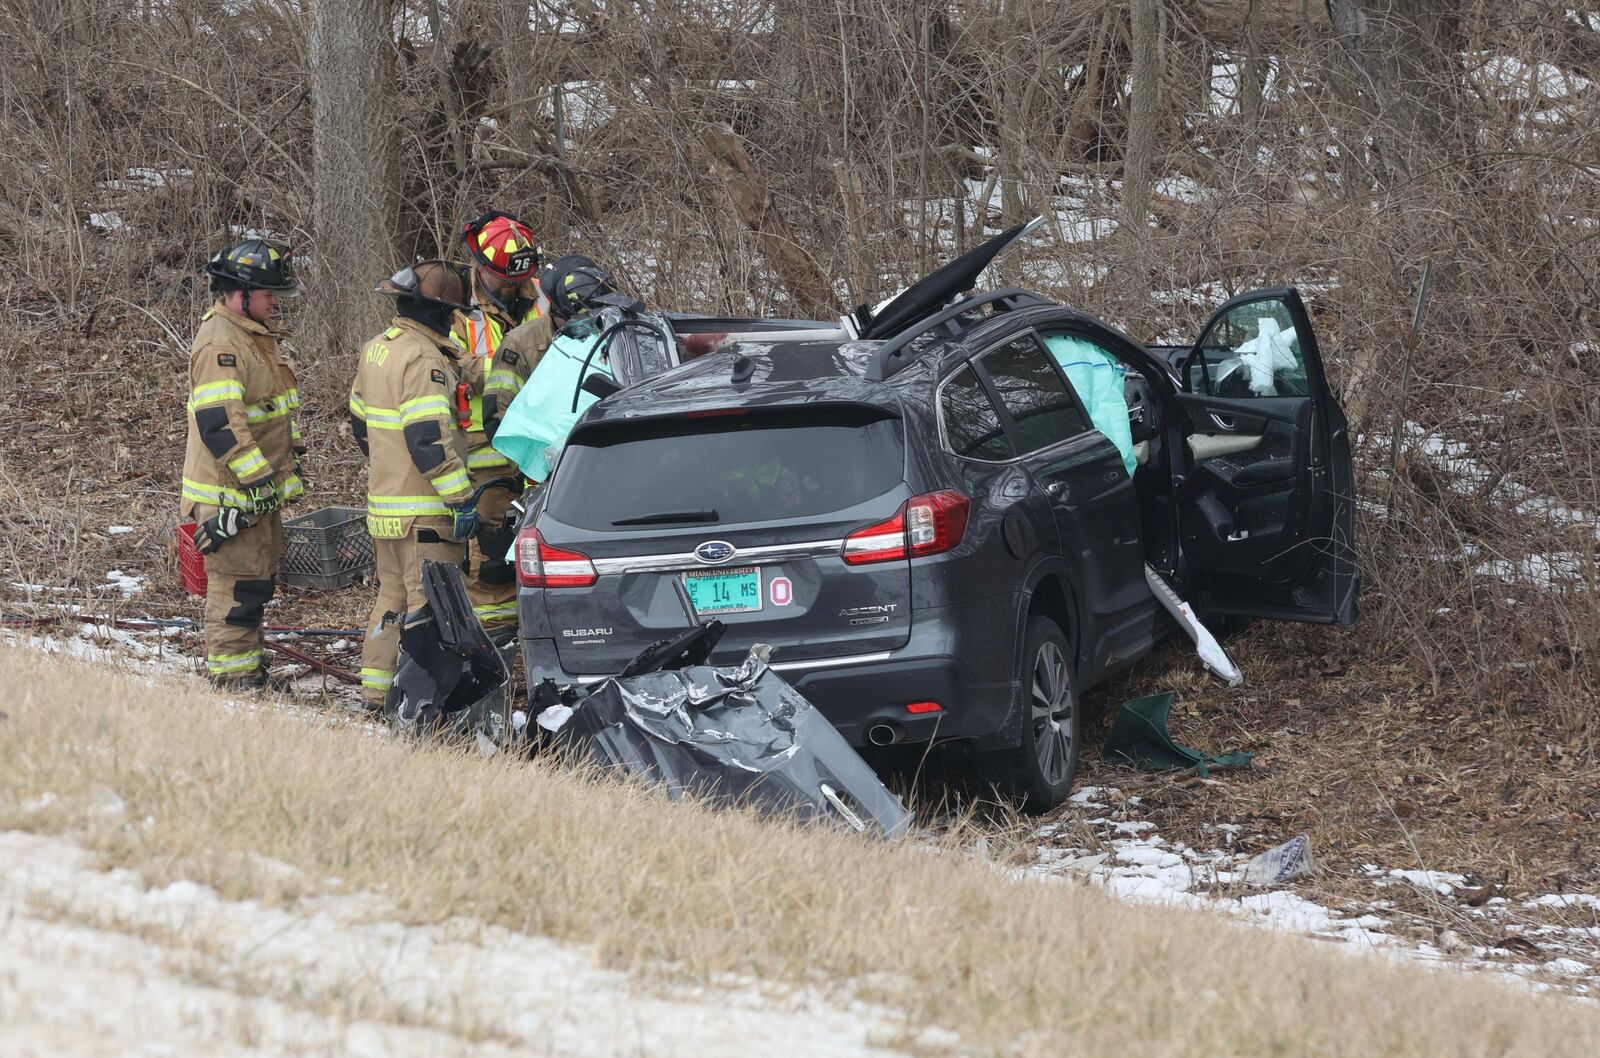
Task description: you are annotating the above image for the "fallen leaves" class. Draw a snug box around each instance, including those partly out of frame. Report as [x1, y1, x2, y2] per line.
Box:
[1495, 934, 1542, 956]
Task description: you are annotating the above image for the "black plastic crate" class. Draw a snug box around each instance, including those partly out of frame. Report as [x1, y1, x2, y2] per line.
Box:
[281, 506, 374, 589]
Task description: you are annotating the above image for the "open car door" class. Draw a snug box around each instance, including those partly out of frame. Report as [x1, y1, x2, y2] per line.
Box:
[1173, 288, 1358, 624]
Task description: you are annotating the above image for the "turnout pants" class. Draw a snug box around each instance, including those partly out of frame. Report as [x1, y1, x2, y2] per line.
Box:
[200, 511, 283, 683]
[361, 530, 467, 706]
[464, 474, 519, 630]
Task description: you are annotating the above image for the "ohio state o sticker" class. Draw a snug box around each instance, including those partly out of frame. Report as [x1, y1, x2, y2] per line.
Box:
[769, 577, 793, 606]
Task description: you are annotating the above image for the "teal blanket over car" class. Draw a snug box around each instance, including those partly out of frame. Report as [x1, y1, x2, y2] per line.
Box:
[489, 326, 610, 482]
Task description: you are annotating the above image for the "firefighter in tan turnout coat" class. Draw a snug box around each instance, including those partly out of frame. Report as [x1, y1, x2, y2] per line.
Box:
[455, 211, 554, 629]
[181, 240, 306, 689]
[349, 261, 478, 708]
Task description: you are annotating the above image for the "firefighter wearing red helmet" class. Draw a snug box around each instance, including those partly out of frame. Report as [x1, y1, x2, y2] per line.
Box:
[455, 211, 554, 630]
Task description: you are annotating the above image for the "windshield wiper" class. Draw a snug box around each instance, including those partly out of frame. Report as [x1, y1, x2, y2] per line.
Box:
[611, 508, 719, 526]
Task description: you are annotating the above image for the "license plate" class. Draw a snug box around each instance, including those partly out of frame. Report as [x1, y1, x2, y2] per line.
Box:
[683, 566, 762, 615]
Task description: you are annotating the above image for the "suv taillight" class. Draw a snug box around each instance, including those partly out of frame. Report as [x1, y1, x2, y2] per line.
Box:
[516, 527, 597, 588]
[842, 490, 969, 565]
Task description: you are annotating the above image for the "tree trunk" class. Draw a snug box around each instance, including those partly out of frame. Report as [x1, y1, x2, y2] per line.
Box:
[1065, 12, 1114, 160]
[1239, 0, 1267, 142]
[1325, 0, 1462, 429]
[1121, 0, 1162, 284]
[1165, 1, 1211, 142]
[700, 123, 834, 318]
[427, 0, 469, 183]
[1325, 0, 1463, 185]
[310, 0, 400, 360]
[996, 0, 1028, 285]
[834, 159, 875, 307]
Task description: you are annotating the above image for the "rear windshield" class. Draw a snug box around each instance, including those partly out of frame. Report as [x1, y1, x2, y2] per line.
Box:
[547, 407, 905, 529]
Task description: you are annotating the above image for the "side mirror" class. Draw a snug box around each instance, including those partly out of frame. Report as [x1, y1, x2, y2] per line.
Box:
[580, 373, 622, 400]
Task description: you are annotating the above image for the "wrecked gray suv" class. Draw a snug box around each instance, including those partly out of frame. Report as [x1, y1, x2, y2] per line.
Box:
[513, 224, 1358, 811]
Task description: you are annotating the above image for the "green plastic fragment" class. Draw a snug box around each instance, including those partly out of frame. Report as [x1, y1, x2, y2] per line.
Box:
[1103, 692, 1254, 777]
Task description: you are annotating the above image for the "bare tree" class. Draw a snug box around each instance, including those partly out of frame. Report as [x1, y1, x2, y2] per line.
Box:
[1121, 0, 1162, 284]
[700, 123, 835, 318]
[1325, 0, 1463, 185]
[310, 0, 402, 359]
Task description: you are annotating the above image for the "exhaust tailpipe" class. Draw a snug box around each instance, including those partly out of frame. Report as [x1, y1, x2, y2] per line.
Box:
[867, 722, 901, 747]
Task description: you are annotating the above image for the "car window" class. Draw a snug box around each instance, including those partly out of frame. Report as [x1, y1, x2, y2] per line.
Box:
[547, 407, 905, 529]
[941, 365, 1015, 461]
[594, 309, 673, 381]
[629, 326, 673, 376]
[1041, 332, 1136, 477]
[980, 334, 1091, 454]
[1191, 298, 1309, 398]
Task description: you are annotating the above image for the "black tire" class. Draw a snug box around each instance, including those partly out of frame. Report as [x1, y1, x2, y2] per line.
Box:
[1001, 616, 1081, 814]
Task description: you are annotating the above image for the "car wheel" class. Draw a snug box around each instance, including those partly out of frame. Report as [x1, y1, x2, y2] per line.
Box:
[1006, 616, 1081, 814]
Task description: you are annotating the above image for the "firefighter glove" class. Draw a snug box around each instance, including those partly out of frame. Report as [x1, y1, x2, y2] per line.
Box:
[194, 508, 247, 555]
[448, 502, 479, 542]
[245, 480, 281, 515]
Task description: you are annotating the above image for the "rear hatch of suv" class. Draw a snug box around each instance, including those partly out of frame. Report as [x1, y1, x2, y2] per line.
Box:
[528, 403, 912, 673]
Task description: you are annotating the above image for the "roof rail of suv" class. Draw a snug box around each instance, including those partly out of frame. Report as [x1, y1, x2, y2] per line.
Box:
[864, 288, 1054, 382]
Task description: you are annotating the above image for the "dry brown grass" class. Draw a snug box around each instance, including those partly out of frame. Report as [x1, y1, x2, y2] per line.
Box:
[2, 645, 1598, 1057]
[1069, 626, 1600, 898]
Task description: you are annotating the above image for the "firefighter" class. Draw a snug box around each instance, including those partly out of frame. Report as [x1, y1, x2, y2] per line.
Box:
[488, 254, 628, 484]
[455, 211, 554, 629]
[182, 239, 305, 689]
[539, 253, 620, 334]
[349, 261, 478, 709]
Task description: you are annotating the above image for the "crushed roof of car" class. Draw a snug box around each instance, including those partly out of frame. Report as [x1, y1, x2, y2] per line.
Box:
[579, 339, 910, 423]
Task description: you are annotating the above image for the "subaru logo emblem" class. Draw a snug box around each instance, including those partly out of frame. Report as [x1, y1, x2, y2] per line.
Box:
[694, 540, 736, 565]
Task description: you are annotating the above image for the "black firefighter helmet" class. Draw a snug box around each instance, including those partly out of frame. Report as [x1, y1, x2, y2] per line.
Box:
[538, 254, 617, 319]
[205, 239, 303, 295]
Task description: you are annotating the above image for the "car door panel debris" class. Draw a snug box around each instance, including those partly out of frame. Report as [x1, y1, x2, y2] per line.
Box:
[551, 641, 912, 839]
[1145, 564, 1244, 685]
[387, 559, 511, 744]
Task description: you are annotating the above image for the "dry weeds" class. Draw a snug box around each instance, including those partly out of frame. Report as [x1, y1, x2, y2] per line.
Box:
[0, 0, 1596, 992]
[2, 646, 1598, 1056]
[1066, 627, 1600, 897]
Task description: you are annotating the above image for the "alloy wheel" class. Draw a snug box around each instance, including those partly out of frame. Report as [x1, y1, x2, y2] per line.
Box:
[1029, 640, 1074, 786]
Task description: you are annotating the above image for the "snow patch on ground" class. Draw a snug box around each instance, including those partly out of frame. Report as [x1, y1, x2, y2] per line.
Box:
[96, 166, 193, 191]
[1402, 422, 1600, 587]
[1376, 867, 1469, 896]
[1, 619, 371, 713]
[1030, 791, 1598, 996]
[1052, 210, 1118, 243]
[1475, 54, 1593, 99]
[0, 830, 930, 1057]
[1476, 553, 1594, 588]
[101, 570, 144, 597]
[2, 622, 190, 673]
[1527, 894, 1600, 912]
[1155, 175, 1206, 204]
